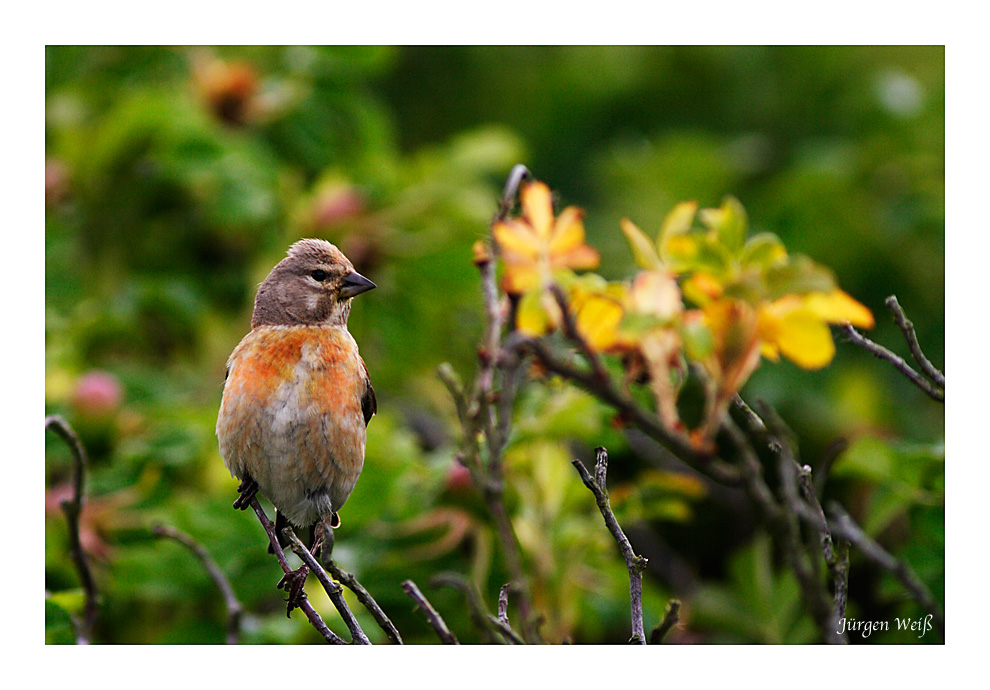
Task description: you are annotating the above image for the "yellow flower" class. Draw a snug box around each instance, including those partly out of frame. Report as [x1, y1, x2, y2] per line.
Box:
[493, 181, 599, 294]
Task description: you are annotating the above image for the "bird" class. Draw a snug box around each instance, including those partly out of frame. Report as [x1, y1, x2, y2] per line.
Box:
[216, 238, 376, 608]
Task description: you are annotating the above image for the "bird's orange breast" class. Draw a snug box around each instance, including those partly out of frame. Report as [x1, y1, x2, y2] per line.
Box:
[216, 325, 368, 526]
[222, 326, 364, 413]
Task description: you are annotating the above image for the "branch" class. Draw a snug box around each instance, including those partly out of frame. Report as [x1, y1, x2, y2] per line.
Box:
[885, 295, 944, 388]
[525, 337, 742, 485]
[841, 324, 944, 402]
[433, 165, 542, 643]
[572, 447, 647, 644]
[795, 465, 848, 622]
[245, 498, 345, 644]
[827, 504, 944, 640]
[45, 415, 98, 644]
[402, 580, 459, 644]
[283, 528, 371, 645]
[726, 410, 843, 644]
[497, 164, 531, 220]
[650, 599, 681, 644]
[324, 559, 403, 644]
[152, 524, 243, 644]
[777, 451, 844, 643]
[431, 572, 523, 644]
[498, 583, 511, 625]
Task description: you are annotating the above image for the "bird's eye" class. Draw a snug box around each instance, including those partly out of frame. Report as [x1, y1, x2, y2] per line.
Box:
[311, 269, 328, 282]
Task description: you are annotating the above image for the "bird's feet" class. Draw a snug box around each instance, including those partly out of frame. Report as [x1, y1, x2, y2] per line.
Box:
[311, 518, 337, 560]
[277, 565, 310, 616]
[232, 475, 259, 510]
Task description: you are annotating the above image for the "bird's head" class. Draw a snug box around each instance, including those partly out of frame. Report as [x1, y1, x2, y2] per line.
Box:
[251, 239, 376, 328]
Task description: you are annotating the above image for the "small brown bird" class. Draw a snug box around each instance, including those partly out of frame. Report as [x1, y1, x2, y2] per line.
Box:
[216, 239, 376, 603]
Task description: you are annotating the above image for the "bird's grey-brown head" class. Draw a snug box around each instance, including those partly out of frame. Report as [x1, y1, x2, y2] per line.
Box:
[251, 239, 376, 328]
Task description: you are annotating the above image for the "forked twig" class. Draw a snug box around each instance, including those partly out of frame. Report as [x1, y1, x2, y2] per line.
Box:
[45, 416, 99, 644]
[572, 447, 648, 644]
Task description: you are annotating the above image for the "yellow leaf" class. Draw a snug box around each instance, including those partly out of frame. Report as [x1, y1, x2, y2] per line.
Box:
[516, 289, 552, 337]
[621, 218, 662, 271]
[681, 272, 723, 307]
[761, 306, 836, 369]
[553, 243, 600, 271]
[548, 206, 587, 253]
[804, 290, 874, 328]
[574, 292, 624, 351]
[501, 263, 540, 294]
[493, 219, 540, 260]
[520, 181, 554, 240]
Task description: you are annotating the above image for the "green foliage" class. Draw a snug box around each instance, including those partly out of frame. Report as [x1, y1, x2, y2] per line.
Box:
[45, 46, 942, 644]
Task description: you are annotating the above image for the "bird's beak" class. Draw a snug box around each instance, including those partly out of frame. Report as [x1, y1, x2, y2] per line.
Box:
[339, 271, 376, 299]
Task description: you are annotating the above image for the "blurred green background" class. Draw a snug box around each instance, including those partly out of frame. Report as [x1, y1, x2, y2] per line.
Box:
[45, 46, 944, 644]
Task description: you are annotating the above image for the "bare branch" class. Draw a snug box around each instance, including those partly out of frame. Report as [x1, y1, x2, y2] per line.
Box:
[550, 283, 611, 385]
[885, 295, 944, 388]
[45, 415, 98, 645]
[324, 559, 403, 644]
[572, 447, 647, 644]
[402, 580, 459, 644]
[431, 573, 524, 644]
[650, 599, 681, 644]
[726, 412, 843, 644]
[497, 583, 511, 626]
[524, 337, 742, 485]
[841, 324, 944, 402]
[828, 504, 944, 640]
[491, 583, 526, 643]
[497, 164, 531, 220]
[245, 498, 345, 644]
[283, 528, 370, 645]
[152, 524, 243, 644]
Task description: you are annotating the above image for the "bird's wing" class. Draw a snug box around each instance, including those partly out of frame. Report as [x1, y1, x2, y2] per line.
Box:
[360, 358, 376, 426]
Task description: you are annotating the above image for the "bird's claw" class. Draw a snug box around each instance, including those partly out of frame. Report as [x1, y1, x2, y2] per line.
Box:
[232, 476, 259, 510]
[277, 566, 310, 616]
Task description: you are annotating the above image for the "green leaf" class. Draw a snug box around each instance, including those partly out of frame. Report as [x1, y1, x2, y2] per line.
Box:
[665, 232, 732, 278]
[621, 218, 663, 271]
[619, 311, 668, 335]
[740, 232, 788, 271]
[681, 318, 714, 360]
[763, 254, 836, 299]
[699, 196, 748, 254]
[46, 599, 77, 645]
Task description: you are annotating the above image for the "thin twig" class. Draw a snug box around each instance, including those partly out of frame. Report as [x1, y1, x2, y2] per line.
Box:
[885, 295, 944, 388]
[550, 284, 611, 385]
[431, 573, 524, 644]
[402, 580, 459, 644]
[841, 324, 944, 402]
[497, 164, 531, 220]
[498, 583, 511, 625]
[283, 528, 371, 645]
[246, 498, 345, 644]
[828, 504, 944, 640]
[833, 538, 850, 621]
[152, 524, 244, 644]
[650, 599, 681, 644]
[437, 165, 540, 644]
[431, 573, 502, 644]
[725, 413, 842, 644]
[572, 447, 648, 644]
[325, 559, 403, 644]
[45, 416, 98, 645]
